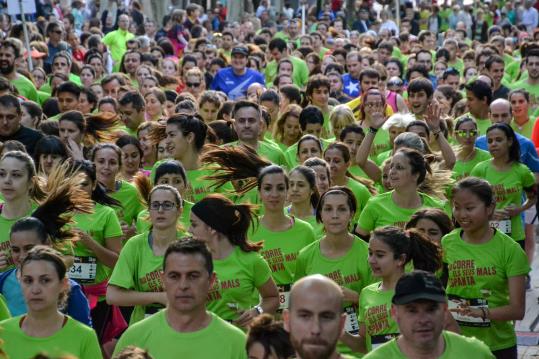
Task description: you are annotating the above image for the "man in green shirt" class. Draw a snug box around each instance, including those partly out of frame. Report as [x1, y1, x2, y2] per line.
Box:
[364, 271, 494, 359]
[458, 80, 492, 136]
[284, 275, 346, 359]
[118, 91, 145, 137]
[0, 39, 38, 102]
[114, 240, 247, 359]
[265, 38, 309, 88]
[102, 14, 134, 72]
[509, 49, 539, 106]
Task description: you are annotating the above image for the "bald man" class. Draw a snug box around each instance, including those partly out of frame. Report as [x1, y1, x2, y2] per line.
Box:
[284, 275, 345, 359]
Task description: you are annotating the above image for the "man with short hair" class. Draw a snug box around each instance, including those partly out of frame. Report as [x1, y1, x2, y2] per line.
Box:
[342, 51, 362, 98]
[364, 271, 494, 358]
[102, 14, 135, 71]
[119, 91, 146, 136]
[486, 55, 509, 100]
[284, 275, 345, 359]
[0, 40, 38, 102]
[415, 49, 437, 87]
[509, 49, 539, 99]
[460, 80, 492, 135]
[440, 68, 460, 92]
[211, 46, 265, 100]
[113, 240, 247, 359]
[407, 78, 433, 120]
[264, 38, 309, 88]
[56, 82, 81, 114]
[0, 94, 43, 154]
[231, 100, 286, 166]
[101, 74, 126, 100]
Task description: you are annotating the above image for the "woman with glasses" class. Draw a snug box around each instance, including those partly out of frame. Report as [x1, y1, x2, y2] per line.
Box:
[453, 117, 491, 181]
[107, 185, 183, 325]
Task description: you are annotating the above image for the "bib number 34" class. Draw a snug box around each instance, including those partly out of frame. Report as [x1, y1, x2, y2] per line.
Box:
[68, 256, 97, 283]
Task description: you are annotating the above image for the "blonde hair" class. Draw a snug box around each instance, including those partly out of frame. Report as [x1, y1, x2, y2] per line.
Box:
[329, 105, 355, 134]
[272, 104, 302, 144]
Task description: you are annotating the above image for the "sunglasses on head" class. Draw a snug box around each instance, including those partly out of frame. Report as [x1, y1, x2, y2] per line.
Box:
[387, 80, 403, 87]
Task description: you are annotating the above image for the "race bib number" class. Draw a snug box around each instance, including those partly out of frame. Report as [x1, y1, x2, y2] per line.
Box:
[278, 284, 291, 311]
[371, 333, 399, 350]
[68, 256, 97, 283]
[490, 220, 511, 235]
[448, 295, 490, 327]
[344, 306, 359, 335]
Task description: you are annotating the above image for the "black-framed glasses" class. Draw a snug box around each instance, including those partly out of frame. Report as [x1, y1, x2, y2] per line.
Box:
[150, 201, 178, 211]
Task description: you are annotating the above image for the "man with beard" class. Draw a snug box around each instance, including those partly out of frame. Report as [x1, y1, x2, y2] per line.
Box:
[284, 275, 345, 359]
[0, 39, 38, 102]
[363, 271, 493, 358]
[509, 49, 539, 101]
[0, 94, 43, 154]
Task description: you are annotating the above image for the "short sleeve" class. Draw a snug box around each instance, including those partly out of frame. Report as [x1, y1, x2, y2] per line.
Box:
[505, 240, 531, 278]
[103, 207, 123, 238]
[109, 238, 138, 289]
[520, 164, 535, 189]
[470, 161, 486, 177]
[357, 200, 377, 233]
[252, 254, 273, 288]
[293, 249, 308, 282]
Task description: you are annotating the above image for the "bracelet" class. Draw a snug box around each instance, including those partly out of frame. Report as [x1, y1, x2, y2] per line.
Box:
[254, 305, 264, 315]
[369, 127, 378, 134]
[432, 129, 442, 139]
[480, 307, 487, 322]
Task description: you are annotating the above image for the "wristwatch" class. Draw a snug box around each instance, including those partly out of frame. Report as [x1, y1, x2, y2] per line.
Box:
[254, 305, 264, 315]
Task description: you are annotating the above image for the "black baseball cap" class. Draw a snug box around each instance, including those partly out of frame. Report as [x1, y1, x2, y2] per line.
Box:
[392, 271, 446, 305]
[231, 46, 249, 57]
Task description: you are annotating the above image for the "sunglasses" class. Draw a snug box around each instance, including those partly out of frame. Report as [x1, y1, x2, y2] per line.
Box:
[455, 129, 478, 137]
[186, 82, 200, 88]
[52, 30, 63, 34]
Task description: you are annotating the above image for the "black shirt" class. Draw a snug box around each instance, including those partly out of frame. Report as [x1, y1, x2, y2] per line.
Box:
[493, 85, 510, 100]
[0, 126, 44, 156]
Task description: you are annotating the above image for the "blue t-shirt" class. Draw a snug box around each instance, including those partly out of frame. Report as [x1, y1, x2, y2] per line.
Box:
[342, 73, 360, 98]
[476, 133, 539, 172]
[210, 67, 265, 100]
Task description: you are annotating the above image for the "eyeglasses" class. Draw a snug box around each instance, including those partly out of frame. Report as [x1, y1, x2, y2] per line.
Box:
[186, 82, 200, 88]
[150, 201, 178, 211]
[52, 30, 63, 34]
[364, 102, 384, 108]
[455, 129, 478, 137]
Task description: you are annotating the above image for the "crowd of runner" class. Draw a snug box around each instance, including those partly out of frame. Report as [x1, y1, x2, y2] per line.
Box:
[0, 0, 536, 358]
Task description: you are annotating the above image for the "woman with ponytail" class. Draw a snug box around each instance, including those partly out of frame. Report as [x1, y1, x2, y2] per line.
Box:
[356, 148, 446, 240]
[353, 226, 444, 353]
[58, 110, 120, 160]
[90, 143, 144, 241]
[70, 160, 124, 343]
[201, 145, 316, 312]
[0, 151, 45, 271]
[0, 163, 94, 326]
[107, 185, 185, 325]
[0, 246, 102, 359]
[287, 166, 323, 237]
[188, 194, 279, 326]
[295, 186, 372, 357]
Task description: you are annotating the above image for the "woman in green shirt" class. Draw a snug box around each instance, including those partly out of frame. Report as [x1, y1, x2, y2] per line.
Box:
[444, 177, 530, 357]
[271, 104, 302, 152]
[405, 208, 453, 244]
[452, 116, 491, 181]
[295, 187, 371, 357]
[107, 185, 184, 325]
[91, 143, 143, 241]
[304, 157, 331, 195]
[0, 151, 43, 271]
[189, 194, 279, 326]
[287, 166, 322, 238]
[0, 246, 102, 358]
[355, 226, 442, 353]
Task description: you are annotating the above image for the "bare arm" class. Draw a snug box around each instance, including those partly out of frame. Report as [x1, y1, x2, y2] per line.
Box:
[106, 285, 167, 306]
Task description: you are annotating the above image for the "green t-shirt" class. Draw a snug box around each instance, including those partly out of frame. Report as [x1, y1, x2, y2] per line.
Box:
[102, 29, 135, 65]
[109, 180, 144, 225]
[359, 282, 399, 352]
[228, 141, 287, 168]
[0, 203, 36, 271]
[442, 229, 529, 351]
[295, 236, 372, 356]
[511, 118, 536, 140]
[448, 58, 464, 75]
[452, 149, 491, 181]
[185, 168, 235, 203]
[346, 177, 372, 222]
[363, 331, 494, 359]
[250, 216, 315, 304]
[114, 310, 247, 359]
[357, 191, 445, 233]
[12, 74, 38, 102]
[135, 201, 192, 235]
[0, 315, 102, 359]
[71, 203, 123, 285]
[470, 160, 535, 242]
[264, 55, 309, 88]
[109, 232, 183, 324]
[207, 247, 272, 321]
